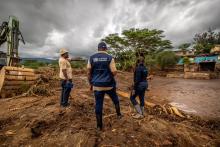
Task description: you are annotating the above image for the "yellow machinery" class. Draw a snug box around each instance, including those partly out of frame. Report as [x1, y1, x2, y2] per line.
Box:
[0, 16, 37, 98]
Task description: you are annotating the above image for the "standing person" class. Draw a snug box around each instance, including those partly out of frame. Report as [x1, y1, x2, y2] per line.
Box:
[130, 56, 148, 119]
[59, 48, 73, 107]
[87, 42, 122, 130]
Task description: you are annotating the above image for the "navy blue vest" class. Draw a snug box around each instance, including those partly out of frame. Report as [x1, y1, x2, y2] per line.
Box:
[134, 64, 148, 83]
[133, 64, 148, 89]
[90, 52, 116, 87]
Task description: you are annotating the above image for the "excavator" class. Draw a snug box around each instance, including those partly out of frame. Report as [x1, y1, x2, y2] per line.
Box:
[0, 16, 37, 98]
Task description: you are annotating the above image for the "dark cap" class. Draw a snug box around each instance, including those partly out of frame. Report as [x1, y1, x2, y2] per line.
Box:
[98, 42, 107, 49]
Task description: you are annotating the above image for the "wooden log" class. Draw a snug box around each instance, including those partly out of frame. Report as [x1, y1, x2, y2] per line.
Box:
[5, 66, 35, 72]
[116, 90, 156, 107]
[116, 90, 130, 98]
[171, 107, 185, 118]
[3, 85, 31, 90]
[0, 67, 6, 93]
[5, 75, 38, 81]
[4, 80, 36, 86]
[0, 92, 6, 98]
[0, 66, 38, 98]
[5, 70, 35, 76]
[3, 86, 20, 90]
[117, 90, 185, 118]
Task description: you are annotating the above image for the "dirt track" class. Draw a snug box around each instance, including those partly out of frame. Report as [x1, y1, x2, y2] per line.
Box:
[0, 71, 220, 146]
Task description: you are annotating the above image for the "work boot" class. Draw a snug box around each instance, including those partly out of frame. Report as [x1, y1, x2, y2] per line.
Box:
[131, 106, 136, 116]
[134, 104, 142, 114]
[132, 113, 144, 119]
[133, 104, 144, 119]
[141, 106, 144, 116]
[115, 103, 123, 119]
[96, 115, 103, 131]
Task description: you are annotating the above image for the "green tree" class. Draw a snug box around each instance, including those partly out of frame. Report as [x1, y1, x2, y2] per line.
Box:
[23, 60, 47, 69]
[179, 43, 191, 55]
[108, 50, 135, 71]
[193, 29, 220, 54]
[156, 51, 178, 70]
[102, 28, 173, 56]
[179, 43, 191, 50]
[102, 28, 173, 71]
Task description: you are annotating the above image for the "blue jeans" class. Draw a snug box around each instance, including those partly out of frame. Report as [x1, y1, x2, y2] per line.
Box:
[60, 80, 72, 107]
[94, 87, 119, 116]
[130, 82, 147, 107]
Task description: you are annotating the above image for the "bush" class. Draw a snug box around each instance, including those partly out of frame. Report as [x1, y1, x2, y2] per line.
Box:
[50, 60, 59, 68]
[109, 50, 136, 71]
[156, 51, 178, 70]
[23, 60, 47, 69]
[183, 57, 190, 65]
[71, 61, 86, 69]
[143, 54, 159, 72]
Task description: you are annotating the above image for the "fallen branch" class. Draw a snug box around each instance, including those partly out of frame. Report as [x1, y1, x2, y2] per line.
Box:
[171, 106, 185, 118]
[116, 89, 185, 118]
[116, 90, 156, 107]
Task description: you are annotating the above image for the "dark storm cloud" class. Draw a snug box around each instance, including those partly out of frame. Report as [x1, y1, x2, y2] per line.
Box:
[98, 0, 114, 8]
[0, 0, 220, 58]
[93, 23, 106, 38]
[163, 0, 220, 45]
[0, 0, 76, 46]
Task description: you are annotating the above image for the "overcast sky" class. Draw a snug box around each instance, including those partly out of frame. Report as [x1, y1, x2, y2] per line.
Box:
[0, 0, 220, 58]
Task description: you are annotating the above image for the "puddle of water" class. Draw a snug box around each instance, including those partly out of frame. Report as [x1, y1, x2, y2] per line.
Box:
[170, 102, 197, 113]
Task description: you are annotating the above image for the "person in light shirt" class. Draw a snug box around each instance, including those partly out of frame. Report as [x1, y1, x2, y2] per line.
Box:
[59, 48, 73, 107]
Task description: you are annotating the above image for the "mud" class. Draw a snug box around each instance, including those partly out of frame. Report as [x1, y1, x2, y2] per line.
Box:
[149, 77, 220, 118]
[0, 70, 219, 146]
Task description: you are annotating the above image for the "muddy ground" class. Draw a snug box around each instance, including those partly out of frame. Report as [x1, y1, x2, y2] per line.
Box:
[148, 77, 220, 118]
[0, 70, 220, 146]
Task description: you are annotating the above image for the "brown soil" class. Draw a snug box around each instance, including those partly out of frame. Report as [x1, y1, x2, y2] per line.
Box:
[0, 69, 219, 146]
[148, 77, 220, 118]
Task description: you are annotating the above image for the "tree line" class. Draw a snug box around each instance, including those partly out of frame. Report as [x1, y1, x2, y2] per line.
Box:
[102, 28, 220, 71]
[22, 28, 220, 71]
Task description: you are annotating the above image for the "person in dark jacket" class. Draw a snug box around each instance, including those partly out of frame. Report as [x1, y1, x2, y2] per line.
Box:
[87, 42, 122, 130]
[130, 56, 148, 119]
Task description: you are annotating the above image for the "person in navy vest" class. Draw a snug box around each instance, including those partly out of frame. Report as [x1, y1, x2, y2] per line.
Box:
[87, 42, 122, 130]
[130, 56, 148, 119]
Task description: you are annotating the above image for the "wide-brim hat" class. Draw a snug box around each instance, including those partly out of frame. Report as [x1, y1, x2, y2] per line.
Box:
[60, 48, 68, 55]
